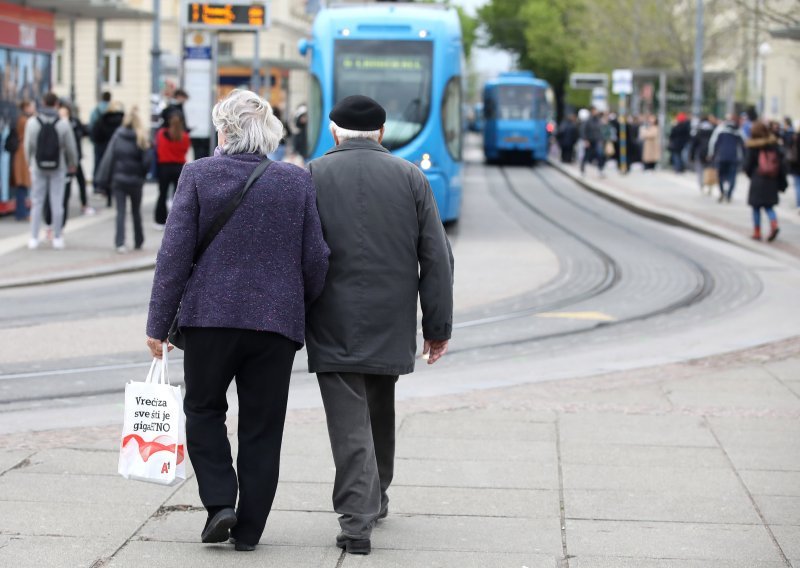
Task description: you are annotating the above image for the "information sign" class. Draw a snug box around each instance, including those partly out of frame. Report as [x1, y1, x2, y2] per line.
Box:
[612, 69, 633, 95]
[186, 2, 268, 29]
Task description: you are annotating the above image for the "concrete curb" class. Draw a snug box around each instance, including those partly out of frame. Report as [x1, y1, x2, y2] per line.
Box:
[547, 159, 800, 268]
[0, 257, 156, 289]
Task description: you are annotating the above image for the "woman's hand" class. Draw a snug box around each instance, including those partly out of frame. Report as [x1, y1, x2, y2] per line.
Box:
[146, 337, 173, 359]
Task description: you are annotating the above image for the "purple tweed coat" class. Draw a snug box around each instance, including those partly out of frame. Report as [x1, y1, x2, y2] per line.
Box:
[146, 153, 330, 345]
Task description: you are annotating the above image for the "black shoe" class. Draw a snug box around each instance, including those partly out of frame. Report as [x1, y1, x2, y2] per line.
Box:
[336, 533, 371, 555]
[201, 508, 237, 543]
[229, 537, 256, 552]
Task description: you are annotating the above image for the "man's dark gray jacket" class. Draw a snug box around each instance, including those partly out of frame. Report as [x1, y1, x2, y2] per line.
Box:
[306, 138, 454, 376]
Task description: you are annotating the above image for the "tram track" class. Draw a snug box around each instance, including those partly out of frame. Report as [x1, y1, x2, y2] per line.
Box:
[0, 161, 758, 405]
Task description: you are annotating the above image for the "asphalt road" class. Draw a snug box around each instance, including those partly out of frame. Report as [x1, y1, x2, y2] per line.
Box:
[2, 152, 799, 433]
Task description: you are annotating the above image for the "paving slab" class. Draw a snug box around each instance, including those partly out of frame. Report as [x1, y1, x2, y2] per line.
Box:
[771, 525, 800, 559]
[370, 514, 563, 555]
[563, 488, 760, 524]
[0, 471, 177, 506]
[569, 558, 786, 567]
[278, 454, 336, 483]
[566, 519, 782, 561]
[392, 457, 559, 490]
[559, 414, 718, 447]
[341, 549, 558, 568]
[0, 450, 32, 474]
[395, 437, 557, 462]
[0, 500, 154, 539]
[753, 494, 800, 525]
[399, 413, 555, 441]
[762, 358, 800, 381]
[559, 443, 729, 468]
[386, 486, 560, 518]
[108, 541, 342, 568]
[722, 445, 800, 472]
[22, 448, 120, 475]
[137, 509, 337, 547]
[0, 535, 120, 568]
[561, 464, 744, 494]
[422, 408, 558, 423]
[665, 389, 800, 410]
[740, 470, 800, 496]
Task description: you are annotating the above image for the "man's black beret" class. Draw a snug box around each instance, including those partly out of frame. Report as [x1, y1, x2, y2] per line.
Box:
[329, 95, 386, 131]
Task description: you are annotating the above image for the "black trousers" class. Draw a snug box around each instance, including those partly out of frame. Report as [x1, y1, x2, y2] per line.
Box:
[317, 372, 397, 538]
[183, 327, 297, 545]
[155, 163, 184, 225]
[113, 183, 143, 248]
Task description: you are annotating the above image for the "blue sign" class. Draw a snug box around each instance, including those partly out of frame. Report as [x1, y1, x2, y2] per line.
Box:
[184, 46, 212, 60]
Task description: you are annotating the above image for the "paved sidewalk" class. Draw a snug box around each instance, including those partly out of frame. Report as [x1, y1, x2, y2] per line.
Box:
[0, 338, 798, 567]
[0, 183, 163, 289]
[551, 159, 800, 264]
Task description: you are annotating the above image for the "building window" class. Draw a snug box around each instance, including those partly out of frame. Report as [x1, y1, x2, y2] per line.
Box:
[218, 41, 233, 57]
[55, 40, 64, 85]
[103, 41, 123, 86]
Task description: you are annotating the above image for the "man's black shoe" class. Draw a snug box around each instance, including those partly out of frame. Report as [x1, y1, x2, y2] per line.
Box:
[201, 508, 237, 543]
[336, 533, 371, 555]
[229, 537, 256, 551]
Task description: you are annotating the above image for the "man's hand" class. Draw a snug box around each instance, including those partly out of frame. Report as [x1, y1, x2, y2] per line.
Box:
[423, 339, 449, 365]
[146, 337, 173, 359]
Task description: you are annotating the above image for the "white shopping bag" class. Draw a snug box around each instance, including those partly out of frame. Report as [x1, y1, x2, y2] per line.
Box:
[118, 345, 186, 485]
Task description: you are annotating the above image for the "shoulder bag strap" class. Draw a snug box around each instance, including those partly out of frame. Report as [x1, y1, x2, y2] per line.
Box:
[192, 156, 272, 265]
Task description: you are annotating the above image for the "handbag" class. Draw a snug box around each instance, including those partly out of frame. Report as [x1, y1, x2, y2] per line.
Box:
[604, 140, 615, 157]
[167, 156, 273, 349]
[118, 345, 186, 485]
[703, 167, 718, 186]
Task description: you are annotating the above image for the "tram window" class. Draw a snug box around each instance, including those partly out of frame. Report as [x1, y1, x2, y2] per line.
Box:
[307, 74, 322, 157]
[334, 40, 432, 150]
[442, 77, 462, 159]
[497, 86, 534, 120]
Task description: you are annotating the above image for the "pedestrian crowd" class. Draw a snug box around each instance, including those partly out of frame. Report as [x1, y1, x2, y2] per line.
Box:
[556, 107, 799, 242]
[6, 88, 311, 253]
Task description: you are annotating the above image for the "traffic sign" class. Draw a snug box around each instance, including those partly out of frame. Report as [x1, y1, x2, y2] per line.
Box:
[612, 69, 633, 95]
[186, 2, 269, 29]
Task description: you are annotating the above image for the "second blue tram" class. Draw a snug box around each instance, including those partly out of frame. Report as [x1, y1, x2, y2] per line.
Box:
[483, 71, 552, 164]
[299, 4, 464, 222]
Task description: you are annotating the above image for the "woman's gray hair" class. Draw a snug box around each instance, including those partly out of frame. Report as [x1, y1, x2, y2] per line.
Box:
[212, 89, 283, 155]
[329, 121, 382, 143]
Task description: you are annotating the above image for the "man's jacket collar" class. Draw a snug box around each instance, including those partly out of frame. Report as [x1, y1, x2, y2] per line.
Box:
[324, 138, 390, 156]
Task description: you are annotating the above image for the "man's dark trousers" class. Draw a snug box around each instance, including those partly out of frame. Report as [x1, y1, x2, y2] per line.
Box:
[183, 327, 296, 545]
[317, 372, 396, 539]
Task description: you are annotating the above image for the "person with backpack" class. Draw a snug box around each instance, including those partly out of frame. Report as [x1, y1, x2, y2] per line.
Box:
[23, 92, 78, 250]
[689, 114, 717, 194]
[744, 121, 789, 242]
[8, 99, 35, 221]
[95, 107, 152, 253]
[788, 126, 800, 211]
[708, 114, 747, 203]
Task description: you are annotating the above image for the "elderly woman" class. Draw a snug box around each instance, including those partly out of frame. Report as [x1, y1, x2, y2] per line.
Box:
[145, 89, 329, 551]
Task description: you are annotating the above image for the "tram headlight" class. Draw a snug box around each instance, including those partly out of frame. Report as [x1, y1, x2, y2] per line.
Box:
[341, 28, 351, 36]
[419, 30, 429, 38]
[420, 153, 433, 170]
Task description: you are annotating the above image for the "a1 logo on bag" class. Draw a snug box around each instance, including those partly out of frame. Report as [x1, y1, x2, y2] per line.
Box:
[118, 348, 187, 486]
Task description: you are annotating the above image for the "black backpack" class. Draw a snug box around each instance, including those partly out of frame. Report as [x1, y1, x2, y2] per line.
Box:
[3, 128, 19, 155]
[35, 116, 61, 170]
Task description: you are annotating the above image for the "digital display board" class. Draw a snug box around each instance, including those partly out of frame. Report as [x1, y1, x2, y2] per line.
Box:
[186, 3, 267, 28]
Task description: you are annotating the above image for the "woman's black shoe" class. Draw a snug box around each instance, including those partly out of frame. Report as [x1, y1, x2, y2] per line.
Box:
[336, 533, 371, 555]
[201, 508, 237, 543]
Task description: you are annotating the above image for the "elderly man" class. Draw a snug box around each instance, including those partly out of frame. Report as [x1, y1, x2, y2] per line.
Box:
[307, 95, 453, 555]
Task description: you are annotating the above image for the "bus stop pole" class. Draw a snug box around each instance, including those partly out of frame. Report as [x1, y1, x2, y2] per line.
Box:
[252, 29, 261, 94]
[619, 94, 628, 174]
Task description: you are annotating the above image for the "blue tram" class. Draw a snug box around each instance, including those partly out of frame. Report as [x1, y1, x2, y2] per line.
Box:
[482, 71, 552, 164]
[299, 4, 464, 222]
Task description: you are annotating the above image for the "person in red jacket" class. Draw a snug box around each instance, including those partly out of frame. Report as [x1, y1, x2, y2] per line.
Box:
[154, 112, 191, 227]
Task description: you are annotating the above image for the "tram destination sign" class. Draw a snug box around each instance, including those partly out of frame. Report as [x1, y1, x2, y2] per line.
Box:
[185, 2, 269, 29]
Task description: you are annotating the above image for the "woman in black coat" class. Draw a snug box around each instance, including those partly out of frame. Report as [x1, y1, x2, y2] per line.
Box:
[91, 101, 125, 206]
[95, 107, 152, 252]
[744, 121, 789, 242]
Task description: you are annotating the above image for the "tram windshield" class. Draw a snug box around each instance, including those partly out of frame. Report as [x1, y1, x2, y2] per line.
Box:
[334, 40, 433, 150]
[496, 85, 536, 120]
